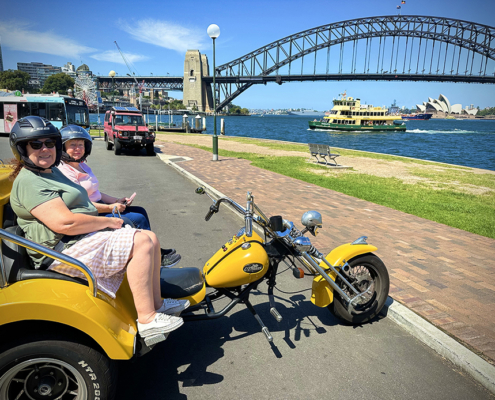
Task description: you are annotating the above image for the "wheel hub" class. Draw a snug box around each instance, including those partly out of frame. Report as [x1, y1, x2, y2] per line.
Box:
[25, 365, 68, 399]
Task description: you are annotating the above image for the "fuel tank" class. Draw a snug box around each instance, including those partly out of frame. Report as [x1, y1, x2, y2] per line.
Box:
[203, 228, 269, 288]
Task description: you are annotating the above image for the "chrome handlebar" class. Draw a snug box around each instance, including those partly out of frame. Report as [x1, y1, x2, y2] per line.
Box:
[196, 188, 267, 237]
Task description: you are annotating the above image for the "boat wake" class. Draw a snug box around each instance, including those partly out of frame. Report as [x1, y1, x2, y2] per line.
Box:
[407, 128, 479, 134]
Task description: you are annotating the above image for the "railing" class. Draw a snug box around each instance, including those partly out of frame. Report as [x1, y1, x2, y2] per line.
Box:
[0, 228, 98, 297]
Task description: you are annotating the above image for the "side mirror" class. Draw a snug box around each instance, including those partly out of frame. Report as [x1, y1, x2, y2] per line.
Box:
[195, 187, 205, 195]
[301, 211, 322, 228]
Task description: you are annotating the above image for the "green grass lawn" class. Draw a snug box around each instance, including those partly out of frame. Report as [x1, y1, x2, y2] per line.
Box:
[172, 136, 495, 239]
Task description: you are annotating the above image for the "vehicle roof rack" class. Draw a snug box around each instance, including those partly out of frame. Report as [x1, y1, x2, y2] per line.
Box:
[111, 106, 141, 113]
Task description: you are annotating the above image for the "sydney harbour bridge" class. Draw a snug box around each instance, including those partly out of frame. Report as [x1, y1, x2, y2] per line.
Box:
[96, 15, 495, 112]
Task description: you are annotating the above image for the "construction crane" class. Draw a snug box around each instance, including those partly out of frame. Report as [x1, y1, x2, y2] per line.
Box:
[114, 41, 143, 111]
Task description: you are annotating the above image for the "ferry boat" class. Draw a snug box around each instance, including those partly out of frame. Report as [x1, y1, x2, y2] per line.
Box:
[308, 93, 406, 132]
[401, 113, 432, 120]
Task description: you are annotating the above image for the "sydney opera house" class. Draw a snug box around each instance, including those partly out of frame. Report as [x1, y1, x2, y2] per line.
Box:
[416, 94, 478, 116]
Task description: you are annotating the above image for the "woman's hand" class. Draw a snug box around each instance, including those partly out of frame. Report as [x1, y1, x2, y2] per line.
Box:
[117, 196, 134, 206]
[107, 217, 124, 230]
[110, 202, 126, 213]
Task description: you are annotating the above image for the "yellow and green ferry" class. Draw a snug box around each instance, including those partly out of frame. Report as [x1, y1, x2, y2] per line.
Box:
[309, 93, 406, 132]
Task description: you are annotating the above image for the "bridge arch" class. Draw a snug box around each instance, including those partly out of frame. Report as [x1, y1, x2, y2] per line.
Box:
[213, 15, 495, 111]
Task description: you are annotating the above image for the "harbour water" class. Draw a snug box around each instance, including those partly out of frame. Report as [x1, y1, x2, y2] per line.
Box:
[90, 113, 495, 171]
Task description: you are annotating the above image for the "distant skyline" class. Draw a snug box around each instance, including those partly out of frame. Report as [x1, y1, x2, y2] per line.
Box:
[0, 0, 494, 109]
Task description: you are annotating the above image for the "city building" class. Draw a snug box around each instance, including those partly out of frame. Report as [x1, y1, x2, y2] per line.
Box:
[62, 62, 76, 79]
[17, 62, 62, 88]
[415, 94, 477, 116]
[76, 63, 92, 77]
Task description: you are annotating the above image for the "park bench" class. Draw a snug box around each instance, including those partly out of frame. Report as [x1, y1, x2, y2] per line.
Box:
[308, 143, 341, 166]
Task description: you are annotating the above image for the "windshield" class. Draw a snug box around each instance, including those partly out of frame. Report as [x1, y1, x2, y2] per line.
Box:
[47, 103, 66, 125]
[66, 105, 89, 126]
[114, 115, 145, 126]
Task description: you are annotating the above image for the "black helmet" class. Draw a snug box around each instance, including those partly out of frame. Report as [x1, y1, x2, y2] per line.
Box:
[60, 125, 92, 163]
[9, 116, 62, 171]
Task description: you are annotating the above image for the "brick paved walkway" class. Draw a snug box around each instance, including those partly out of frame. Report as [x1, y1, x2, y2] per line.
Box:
[157, 141, 495, 365]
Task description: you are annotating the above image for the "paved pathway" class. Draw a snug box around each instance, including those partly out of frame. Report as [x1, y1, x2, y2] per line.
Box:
[156, 140, 495, 365]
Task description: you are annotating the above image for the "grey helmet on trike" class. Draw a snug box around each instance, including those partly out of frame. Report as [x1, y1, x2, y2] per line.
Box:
[60, 125, 92, 163]
[9, 116, 63, 171]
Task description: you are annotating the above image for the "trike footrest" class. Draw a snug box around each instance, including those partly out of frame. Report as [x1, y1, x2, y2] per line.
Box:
[144, 333, 168, 346]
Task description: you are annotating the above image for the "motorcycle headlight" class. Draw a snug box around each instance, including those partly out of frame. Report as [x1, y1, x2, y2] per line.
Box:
[293, 236, 312, 252]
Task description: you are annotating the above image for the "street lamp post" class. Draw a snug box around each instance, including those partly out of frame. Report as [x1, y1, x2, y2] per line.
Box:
[207, 24, 220, 161]
[109, 70, 116, 107]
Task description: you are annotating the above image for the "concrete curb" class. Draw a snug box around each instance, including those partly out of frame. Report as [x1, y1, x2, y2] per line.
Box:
[382, 297, 495, 394]
[157, 151, 495, 395]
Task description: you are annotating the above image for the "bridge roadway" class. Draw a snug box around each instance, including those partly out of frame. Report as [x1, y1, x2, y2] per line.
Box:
[96, 75, 184, 90]
[0, 137, 492, 399]
[96, 72, 495, 91]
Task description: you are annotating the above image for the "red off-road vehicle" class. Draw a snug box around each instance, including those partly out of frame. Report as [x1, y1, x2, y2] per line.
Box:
[104, 107, 155, 156]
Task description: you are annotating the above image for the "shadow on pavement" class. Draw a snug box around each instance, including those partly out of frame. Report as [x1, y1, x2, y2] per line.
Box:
[115, 293, 385, 399]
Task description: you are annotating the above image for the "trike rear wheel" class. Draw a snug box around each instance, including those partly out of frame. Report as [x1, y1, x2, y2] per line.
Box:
[0, 335, 116, 400]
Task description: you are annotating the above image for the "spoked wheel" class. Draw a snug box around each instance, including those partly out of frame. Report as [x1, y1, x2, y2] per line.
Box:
[329, 254, 389, 325]
[0, 336, 116, 400]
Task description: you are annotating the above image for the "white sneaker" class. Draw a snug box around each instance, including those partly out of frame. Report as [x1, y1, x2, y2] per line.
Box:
[156, 298, 190, 315]
[138, 313, 184, 337]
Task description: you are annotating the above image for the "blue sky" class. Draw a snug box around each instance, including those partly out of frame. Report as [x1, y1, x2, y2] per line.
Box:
[1, 0, 494, 110]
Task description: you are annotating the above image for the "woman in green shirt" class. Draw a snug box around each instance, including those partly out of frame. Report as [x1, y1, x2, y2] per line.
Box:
[9, 116, 188, 338]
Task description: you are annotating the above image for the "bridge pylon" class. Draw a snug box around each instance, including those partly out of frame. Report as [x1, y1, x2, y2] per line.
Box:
[183, 50, 213, 112]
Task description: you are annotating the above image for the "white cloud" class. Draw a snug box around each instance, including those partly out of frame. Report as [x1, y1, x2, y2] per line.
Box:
[0, 22, 95, 58]
[120, 19, 207, 52]
[90, 50, 150, 65]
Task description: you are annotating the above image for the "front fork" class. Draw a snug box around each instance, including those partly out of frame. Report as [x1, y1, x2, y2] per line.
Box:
[301, 253, 370, 314]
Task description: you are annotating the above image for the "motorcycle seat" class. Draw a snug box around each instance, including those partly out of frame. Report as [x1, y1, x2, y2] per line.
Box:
[160, 267, 204, 298]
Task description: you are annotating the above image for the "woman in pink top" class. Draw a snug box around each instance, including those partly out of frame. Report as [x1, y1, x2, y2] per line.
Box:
[57, 127, 150, 230]
[57, 125, 180, 266]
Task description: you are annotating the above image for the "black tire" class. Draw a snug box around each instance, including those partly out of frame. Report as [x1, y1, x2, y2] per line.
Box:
[145, 143, 155, 156]
[114, 139, 122, 155]
[0, 335, 116, 400]
[106, 134, 113, 151]
[329, 254, 390, 325]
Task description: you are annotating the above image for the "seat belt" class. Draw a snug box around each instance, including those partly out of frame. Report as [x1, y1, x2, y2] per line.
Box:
[40, 235, 76, 270]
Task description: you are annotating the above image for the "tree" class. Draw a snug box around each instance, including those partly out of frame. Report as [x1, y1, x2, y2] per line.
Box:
[228, 104, 241, 114]
[0, 70, 31, 91]
[167, 99, 185, 110]
[478, 107, 495, 116]
[227, 104, 249, 115]
[41, 73, 75, 95]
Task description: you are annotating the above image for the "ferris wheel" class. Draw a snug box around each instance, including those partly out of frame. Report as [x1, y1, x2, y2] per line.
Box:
[74, 75, 97, 107]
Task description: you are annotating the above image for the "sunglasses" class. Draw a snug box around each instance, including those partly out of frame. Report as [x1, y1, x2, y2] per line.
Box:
[28, 139, 57, 150]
